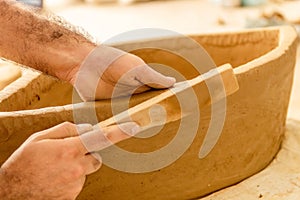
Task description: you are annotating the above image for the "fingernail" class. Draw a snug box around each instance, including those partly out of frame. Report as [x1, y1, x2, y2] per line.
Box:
[76, 123, 93, 135]
[119, 122, 141, 136]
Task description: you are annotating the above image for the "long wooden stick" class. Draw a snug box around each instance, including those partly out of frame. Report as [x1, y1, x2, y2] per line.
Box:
[97, 64, 239, 130]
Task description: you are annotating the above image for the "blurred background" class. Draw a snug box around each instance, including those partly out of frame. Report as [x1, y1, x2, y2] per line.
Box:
[17, 0, 300, 42]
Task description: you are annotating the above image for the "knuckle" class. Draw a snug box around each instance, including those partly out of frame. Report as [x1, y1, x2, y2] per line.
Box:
[61, 166, 85, 183]
[26, 129, 47, 142]
[61, 122, 76, 131]
[60, 122, 78, 137]
[61, 121, 73, 126]
[26, 132, 39, 142]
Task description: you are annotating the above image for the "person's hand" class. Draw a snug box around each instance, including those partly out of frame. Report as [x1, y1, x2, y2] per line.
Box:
[69, 45, 176, 101]
[0, 121, 140, 200]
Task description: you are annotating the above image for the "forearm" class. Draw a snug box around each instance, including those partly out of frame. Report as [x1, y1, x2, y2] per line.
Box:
[0, 0, 96, 82]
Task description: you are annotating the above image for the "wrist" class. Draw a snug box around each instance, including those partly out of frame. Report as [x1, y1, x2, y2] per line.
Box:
[50, 42, 96, 84]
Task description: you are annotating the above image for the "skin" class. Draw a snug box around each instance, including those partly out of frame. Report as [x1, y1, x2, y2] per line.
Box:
[0, 0, 175, 199]
[0, 122, 138, 199]
[0, 0, 93, 83]
[0, 0, 175, 99]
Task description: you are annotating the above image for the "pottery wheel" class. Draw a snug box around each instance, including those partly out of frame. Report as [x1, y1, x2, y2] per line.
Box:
[0, 62, 22, 91]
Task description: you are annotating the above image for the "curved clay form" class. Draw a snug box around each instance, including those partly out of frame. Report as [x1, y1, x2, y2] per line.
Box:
[0, 26, 298, 199]
[0, 62, 21, 91]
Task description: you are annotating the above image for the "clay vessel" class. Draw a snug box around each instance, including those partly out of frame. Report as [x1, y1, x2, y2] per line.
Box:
[0, 26, 298, 199]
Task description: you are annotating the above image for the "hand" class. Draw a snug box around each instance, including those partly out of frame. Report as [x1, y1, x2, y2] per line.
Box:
[0, 121, 140, 200]
[70, 45, 176, 101]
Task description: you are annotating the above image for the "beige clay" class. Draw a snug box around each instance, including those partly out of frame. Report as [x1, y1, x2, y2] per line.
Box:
[201, 119, 300, 199]
[0, 26, 298, 199]
[0, 62, 21, 91]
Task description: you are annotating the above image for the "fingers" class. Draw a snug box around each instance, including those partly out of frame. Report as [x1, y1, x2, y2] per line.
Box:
[31, 121, 140, 155]
[71, 121, 151, 178]
[111, 63, 176, 97]
[137, 65, 176, 89]
[73, 46, 176, 100]
[76, 124, 94, 135]
[132, 85, 151, 94]
[67, 122, 141, 155]
[81, 122, 141, 153]
[29, 122, 93, 141]
[80, 154, 102, 175]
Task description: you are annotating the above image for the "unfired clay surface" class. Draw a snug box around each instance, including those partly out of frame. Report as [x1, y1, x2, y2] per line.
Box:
[201, 119, 300, 200]
[0, 62, 21, 91]
[0, 26, 298, 199]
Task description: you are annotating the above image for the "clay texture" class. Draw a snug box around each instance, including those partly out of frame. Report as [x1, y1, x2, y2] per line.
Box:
[201, 119, 300, 199]
[0, 26, 298, 199]
[0, 62, 21, 91]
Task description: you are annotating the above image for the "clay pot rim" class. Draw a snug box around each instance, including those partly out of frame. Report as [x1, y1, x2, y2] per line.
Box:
[0, 25, 297, 117]
[234, 26, 298, 75]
